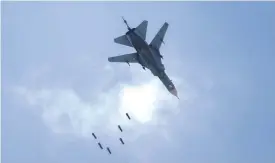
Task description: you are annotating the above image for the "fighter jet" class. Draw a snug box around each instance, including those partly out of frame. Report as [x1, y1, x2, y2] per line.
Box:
[108, 17, 179, 99]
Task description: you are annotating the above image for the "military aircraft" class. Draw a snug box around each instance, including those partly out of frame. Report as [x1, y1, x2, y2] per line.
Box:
[108, 17, 179, 99]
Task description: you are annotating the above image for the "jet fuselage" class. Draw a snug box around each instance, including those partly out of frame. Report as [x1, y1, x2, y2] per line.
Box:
[125, 30, 178, 98]
[126, 29, 164, 76]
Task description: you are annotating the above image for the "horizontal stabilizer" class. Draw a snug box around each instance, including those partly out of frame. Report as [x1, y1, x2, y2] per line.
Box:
[135, 20, 148, 40]
[108, 52, 138, 63]
[114, 35, 133, 47]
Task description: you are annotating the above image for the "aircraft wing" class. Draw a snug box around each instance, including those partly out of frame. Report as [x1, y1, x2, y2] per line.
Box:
[108, 52, 138, 63]
[134, 20, 148, 40]
[150, 22, 169, 50]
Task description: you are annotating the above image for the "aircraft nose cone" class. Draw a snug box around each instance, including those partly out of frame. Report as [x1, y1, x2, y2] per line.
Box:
[169, 88, 179, 99]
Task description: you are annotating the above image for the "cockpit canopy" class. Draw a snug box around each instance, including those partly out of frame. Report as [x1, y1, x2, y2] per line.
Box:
[126, 28, 136, 35]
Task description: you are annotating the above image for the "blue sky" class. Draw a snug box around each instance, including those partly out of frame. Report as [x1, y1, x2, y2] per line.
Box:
[2, 1, 275, 163]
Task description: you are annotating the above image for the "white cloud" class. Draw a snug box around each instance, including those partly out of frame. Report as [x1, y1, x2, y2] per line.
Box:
[12, 65, 183, 141]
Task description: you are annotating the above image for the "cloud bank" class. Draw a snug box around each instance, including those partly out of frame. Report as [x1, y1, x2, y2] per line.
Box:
[12, 64, 184, 143]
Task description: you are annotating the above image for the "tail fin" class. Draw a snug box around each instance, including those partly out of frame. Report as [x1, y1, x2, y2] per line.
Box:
[114, 35, 133, 47]
[150, 22, 169, 50]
